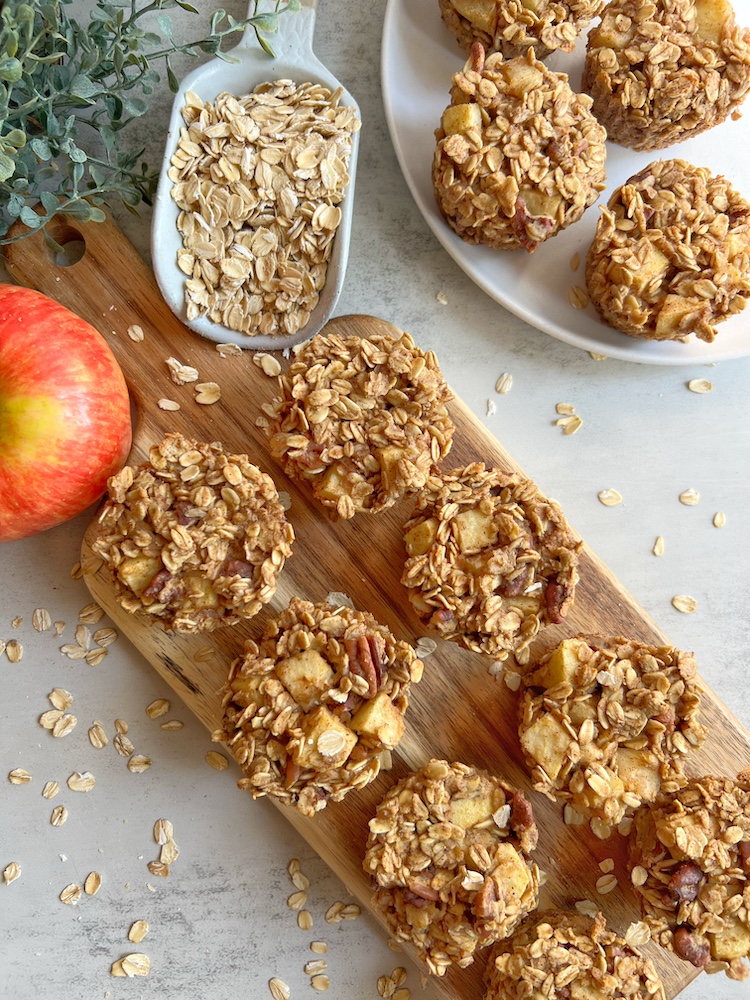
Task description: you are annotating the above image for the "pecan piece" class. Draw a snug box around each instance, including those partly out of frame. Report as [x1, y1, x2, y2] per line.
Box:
[544, 579, 571, 624]
[344, 636, 378, 698]
[739, 840, 750, 872]
[673, 927, 710, 968]
[510, 790, 538, 851]
[405, 880, 439, 903]
[668, 860, 704, 902]
[174, 501, 199, 526]
[141, 568, 182, 603]
[223, 559, 255, 578]
[473, 875, 498, 918]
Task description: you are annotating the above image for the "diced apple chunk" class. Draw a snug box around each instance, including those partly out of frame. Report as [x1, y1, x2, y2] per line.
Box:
[318, 465, 354, 501]
[542, 638, 589, 687]
[520, 188, 562, 220]
[694, 0, 732, 44]
[377, 445, 406, 493]
[501, 61, 544, 98]
[454, 508, 498, 552]
[521, 713, 570, 780]
[277, 649, 334, 711]
[449, 793, 495, 829]
[404, 517, 438, 557]
[492, 842, 531, 901]
[117, 555, 162, 595]
[655, 295, 699, 339]
[351, 691, 404, 746]
[441, 102, 483, 137]
[632, 241, 671, 294]
[451, 0, 498, 33]
[292, 706, 357, 769]
[710, 917, 750, 961]
[614, 748, 661, 801]
[184, 572, 219, 609]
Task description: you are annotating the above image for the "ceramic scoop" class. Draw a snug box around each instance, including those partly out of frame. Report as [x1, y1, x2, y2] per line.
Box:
[150, 0, 360, 351]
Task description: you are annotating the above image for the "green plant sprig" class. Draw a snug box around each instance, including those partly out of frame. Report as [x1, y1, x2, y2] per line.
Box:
[0, 0, 301, 245]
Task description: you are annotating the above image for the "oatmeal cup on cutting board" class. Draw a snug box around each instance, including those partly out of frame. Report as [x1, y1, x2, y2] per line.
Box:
[5, 210, 750, 1000]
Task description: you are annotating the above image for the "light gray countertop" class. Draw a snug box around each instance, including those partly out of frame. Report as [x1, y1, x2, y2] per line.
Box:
[1, 3, 749, 999]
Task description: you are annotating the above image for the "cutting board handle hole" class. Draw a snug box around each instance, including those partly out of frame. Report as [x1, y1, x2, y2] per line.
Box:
[47, 221, 87, 268]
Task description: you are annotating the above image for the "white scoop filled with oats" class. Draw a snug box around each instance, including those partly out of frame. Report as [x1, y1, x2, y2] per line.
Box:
[151, 1, 360, 351]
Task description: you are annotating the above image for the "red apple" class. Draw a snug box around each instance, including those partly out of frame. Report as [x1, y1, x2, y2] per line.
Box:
[0, 284, 132, 542]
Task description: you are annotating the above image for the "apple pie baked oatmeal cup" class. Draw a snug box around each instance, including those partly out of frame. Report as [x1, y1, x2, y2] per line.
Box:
[582, 0, 750, 151]
[484, 909, 666, 1000]
[585, 159, 750, 343]
[267, 328, 454, 519]
[628, 770, 750, 981]
[214, 598, 424, 817]
[439, 0, 605, 61]
[92, 433, 294, 633]
[518, 636, 707, 837]
[363, 760, 540, 975]
[401, 464, 581, 663]
[433, 44, 607, 253]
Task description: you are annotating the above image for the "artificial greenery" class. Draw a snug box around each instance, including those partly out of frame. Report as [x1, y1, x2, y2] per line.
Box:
[0, 0, 301, 243]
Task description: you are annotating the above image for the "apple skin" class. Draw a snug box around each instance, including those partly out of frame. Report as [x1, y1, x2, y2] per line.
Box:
[0, 284, 132, 542]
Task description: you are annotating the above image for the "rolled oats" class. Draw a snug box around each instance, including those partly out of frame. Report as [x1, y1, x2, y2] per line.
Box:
[3, 862, 21, 884]
[583, 0, 750, 150]
[629, 770, 750, 980]
[267, 329, 454, 518]
[714, 511, 727, 528]
[585, 159, 750, 343]
[518, 635, 706, 828]
[440, 0, 604, 60]
[401, 463, 581, 662]
[484, 910, 665, 1000]
[215, 598, 423, 817]
[363, 760, 540, 976]
[433, 45, 607, 253]
[169, 82, 360, 338]
[8, 769, 31, 785]
[92, 433, 294, 633]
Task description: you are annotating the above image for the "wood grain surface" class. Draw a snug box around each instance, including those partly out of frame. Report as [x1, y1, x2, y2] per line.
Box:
[6, 213, 750, 1000]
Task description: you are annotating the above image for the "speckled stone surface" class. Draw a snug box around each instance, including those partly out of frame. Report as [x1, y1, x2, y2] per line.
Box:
[1, 3, 749, 999]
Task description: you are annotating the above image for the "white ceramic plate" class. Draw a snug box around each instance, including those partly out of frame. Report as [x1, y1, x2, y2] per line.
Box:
[381, 0, 750, 365]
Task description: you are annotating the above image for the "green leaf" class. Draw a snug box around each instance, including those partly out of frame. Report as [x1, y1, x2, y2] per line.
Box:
[3, 129, 26, 149]
[40, 190, 59, 213]
[0, 152, 15, 182]
[175, 1, 199, 12]
[69, 146, 87, 164]
[69, 74, 98, 101]
[251, 14, 280, 32]
[123, 97, 148, 118]
[19, 205, 42, 228]
[0, 57, 22, 83]
[156, 14, 173, 39]
[29, 136, 52, 160]
[166, 56, 178, 94]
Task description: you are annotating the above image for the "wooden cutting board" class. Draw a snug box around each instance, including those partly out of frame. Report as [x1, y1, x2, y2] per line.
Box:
[6, 213, 750, 1000]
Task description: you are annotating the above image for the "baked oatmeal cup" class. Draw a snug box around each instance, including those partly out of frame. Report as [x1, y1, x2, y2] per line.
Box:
[433, 44, 607, 253]
[92, 433, 294, 633]
[214, 598, 423, 817]
[401, 464, 581, 662]
[586, 159, 750, 343]
[364, 759, 540, 975]
[439, 0, 605, 61]
[484, 909, 666, 1000]
[267, 328, 454, 518]
[629, 771, 750, 981]
[583, 0, 750, 151]
[518, 635, 706, 836]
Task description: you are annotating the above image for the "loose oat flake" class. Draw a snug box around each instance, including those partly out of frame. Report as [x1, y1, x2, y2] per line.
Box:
[310, 942, 328, 954]
[436, 291, 448, 305]
[127, 755, 152, 773]
[486, 398, 496, 417]
[298, 910, 313, 930]
[311, 975, 330, 991]
[51, 805, 68, 827]
[147, 861, 169, 877]
[166, 356, 199, 384]
[127, 324, 145, 342]
[32, 608, 51, 632]
[48, 688, 73, 710]
[67, 771, 96, 792]
[596, 874, 618, 894]
[60, 883, 81, 905]
[129, 920, 149, 943]
[3, 862, 21, 884]
[79, 602, 105, 624]
[568, 285, 589, 309]
[6, 639, 22, 662]
[195, 381, 221, 404]
[253, 352, 282, 377]
[653, 535, 665, 557]
[495, 372, 513, 394]
[89, 722, 108, 748]
[714, 511, 726, 528]
[52, 714, 77, 738]
[160, 720, 184, 731]
[269, 978, 291, 1000]
[688, 378, 713, 393]
[121, 954, 151, 977]
[589, 352, 607, 361]
[205, 751, 228, 771]
[154, 819, 174, 845]
[84, 871, 102, 895]
[146, 698, 170, 719]
[679, 488, 700, 505]
[598, 489, 622, 506]
[42, 781, 59, 800]
[8, 769, 31, 785]
[216, 342, 242, 357]
[158, 398, 181, 411]
[672, 595, 697, 613]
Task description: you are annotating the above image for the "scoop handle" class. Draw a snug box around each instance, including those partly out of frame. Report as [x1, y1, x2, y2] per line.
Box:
[238, 0, 316, 56]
